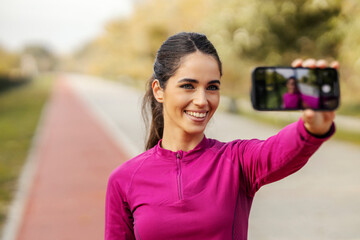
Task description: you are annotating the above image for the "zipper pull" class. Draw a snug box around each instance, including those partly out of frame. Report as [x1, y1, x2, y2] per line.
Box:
[177, 153, 180, 159]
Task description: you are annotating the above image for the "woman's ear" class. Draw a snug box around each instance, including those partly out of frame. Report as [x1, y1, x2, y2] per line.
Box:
[152, 79, 164, 103]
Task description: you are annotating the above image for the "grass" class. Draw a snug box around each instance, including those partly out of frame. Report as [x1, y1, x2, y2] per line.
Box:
[0, 74, 54, 232]
[337, 103, 360, 118]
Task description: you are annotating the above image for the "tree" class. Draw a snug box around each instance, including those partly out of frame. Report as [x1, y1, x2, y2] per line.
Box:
[203, 0, 344, 97]
[0, 46, 20, 77]
[22, 45, 57, 72]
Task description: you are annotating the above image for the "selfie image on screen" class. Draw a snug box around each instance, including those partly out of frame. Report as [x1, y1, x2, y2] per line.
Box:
[252, 66, 339, 110]
[263, 68, 322, 110]
[263, 68, 297, 109]
[296, 68, 320, 109]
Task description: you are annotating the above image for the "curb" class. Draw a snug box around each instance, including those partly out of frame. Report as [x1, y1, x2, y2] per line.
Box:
[1, 101, 51, 240]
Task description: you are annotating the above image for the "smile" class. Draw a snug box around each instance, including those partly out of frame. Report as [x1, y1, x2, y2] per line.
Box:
[184, 110, 208, 119]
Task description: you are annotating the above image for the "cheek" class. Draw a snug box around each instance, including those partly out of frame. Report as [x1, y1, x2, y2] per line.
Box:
[208, 94, 220, 110]
[165, 94, 189, 112]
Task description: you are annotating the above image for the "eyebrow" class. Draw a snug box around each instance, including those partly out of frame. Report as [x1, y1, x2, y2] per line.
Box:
[178, 78, 221, 85]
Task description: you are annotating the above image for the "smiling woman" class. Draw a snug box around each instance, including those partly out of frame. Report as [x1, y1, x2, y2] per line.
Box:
[142, 32, 222, 151]
[152, 51, 221, 151]
[105, 32, 336, 240]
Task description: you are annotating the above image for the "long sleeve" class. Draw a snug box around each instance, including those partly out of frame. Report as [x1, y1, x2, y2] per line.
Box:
[235, 118, 335, 197]
[105, 174, 135, 240]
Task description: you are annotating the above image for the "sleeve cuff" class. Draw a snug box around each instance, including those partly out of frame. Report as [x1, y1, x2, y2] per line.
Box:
[297, 118, 336, 144]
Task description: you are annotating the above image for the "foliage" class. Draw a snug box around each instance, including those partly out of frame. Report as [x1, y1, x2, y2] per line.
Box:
[0, 47, 20, 77]
[203, 0, 344, 96]
[22, 44, 58, 72]
[71, 0, 358, 108]
[0, 76, 30, 94]
[337, 1, 360, 105]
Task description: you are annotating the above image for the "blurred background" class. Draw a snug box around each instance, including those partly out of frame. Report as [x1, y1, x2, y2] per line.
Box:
[1, 0, 360, 101]
[2, 0, 360, 110]
[0, 0, 360, 239]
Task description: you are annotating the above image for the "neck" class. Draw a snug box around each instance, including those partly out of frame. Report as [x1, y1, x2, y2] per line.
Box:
[161, 129, 204, 152]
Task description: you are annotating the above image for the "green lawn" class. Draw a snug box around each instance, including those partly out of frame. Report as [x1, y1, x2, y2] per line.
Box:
[337, 103, 360, 118]
[0, 74, 54, 231]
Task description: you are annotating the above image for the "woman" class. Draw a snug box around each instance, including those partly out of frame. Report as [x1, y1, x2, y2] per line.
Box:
[283, 76, 301, 109]
[105, 32, 336, 240]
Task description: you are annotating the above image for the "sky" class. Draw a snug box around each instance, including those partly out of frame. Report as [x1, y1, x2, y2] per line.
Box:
[0, 0, 133, 54]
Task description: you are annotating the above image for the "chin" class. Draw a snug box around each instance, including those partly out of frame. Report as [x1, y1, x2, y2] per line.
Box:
[184, 125, 207, 136]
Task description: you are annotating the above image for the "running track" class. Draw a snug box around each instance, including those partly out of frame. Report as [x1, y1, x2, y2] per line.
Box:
[15, 77, 129, 239]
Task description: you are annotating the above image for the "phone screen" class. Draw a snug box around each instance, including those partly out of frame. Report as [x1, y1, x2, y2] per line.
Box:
[251, 67, 340, 111]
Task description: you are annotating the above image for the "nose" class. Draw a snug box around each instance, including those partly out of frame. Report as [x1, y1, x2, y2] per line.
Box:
[193, 89, 208, 107]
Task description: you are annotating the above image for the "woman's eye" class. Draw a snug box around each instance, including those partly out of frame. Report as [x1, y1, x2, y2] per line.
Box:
[207, 85, 219, 91]
[180, 84, 194, 89]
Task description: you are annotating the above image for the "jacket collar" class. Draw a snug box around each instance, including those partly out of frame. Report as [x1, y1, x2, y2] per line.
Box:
[154, 135, 209, 162]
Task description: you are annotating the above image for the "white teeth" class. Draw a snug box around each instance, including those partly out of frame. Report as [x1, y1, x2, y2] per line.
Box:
[186, 111, 207, 118]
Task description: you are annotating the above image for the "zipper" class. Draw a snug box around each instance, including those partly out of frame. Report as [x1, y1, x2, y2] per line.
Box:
[134, 220, 142, 240]
[176, 152, 183, 200]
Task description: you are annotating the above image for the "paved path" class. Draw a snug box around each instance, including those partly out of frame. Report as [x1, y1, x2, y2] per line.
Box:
[4, 73, 360, 240]
[67, 74, 360, 240]
[5, 76, 129, 240]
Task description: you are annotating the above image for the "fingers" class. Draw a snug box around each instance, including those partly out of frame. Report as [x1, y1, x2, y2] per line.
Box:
[291, 58, 320, 68]
[302, 109, 316, 123]
[330, 61, 339, 69]
[302, 110, 335, 124]
[322, 110, 336, 122]
[291, 59, 303, 68]
[316, 59, 327, 68]
[292, 58, 339, 69]
[315, 59, 340, 69]
[303, 58, 317, 68]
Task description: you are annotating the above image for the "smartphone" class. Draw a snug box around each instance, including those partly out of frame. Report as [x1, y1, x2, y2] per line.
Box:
[251, 67, 340, 111]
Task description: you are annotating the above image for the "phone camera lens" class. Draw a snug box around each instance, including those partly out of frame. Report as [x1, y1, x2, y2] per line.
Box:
[322, 84, 331, 93]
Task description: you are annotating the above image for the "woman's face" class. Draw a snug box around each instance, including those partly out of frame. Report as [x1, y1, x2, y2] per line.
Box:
[287, 78, 296, 93]
[157, 51, 221, 138]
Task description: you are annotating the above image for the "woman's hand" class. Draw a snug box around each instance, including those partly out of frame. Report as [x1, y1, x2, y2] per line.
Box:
[291, 58, 339, 136]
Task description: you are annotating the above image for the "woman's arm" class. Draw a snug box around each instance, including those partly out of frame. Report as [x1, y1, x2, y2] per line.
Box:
[236, 58, 338, 197]
[236, 118, 335, 197]
[105, 175, 135, 240]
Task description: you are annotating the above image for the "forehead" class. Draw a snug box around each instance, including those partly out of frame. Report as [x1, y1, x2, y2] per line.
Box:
[171, 52, 221, 81]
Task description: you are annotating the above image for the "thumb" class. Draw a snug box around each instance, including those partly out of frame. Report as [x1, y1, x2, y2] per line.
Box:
[302, 109, 316, 124]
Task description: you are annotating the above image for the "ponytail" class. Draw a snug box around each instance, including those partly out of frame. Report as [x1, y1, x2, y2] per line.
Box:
[142, 75, 164, 150]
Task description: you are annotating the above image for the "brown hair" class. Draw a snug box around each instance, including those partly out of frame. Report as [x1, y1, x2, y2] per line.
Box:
[142, 32, 222, 150]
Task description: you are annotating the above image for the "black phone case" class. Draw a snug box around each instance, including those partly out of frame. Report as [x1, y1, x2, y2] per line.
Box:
[251, 66, 340, 111]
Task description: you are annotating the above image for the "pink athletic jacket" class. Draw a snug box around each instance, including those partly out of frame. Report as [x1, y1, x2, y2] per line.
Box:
[105, 119, 334, 240]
